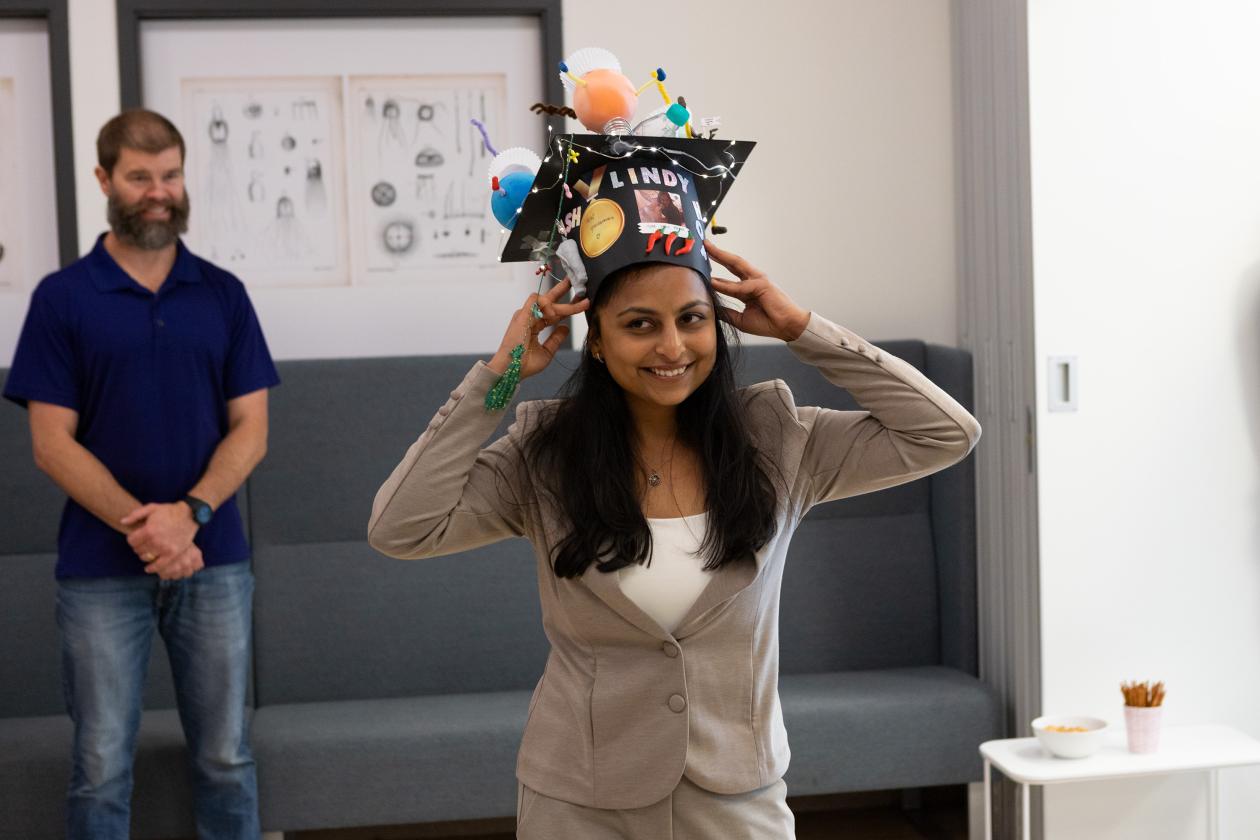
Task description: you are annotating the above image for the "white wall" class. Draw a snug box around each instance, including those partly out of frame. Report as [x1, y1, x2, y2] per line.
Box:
[1029, 1, 1260, 837]
[7, 0, 956, 362]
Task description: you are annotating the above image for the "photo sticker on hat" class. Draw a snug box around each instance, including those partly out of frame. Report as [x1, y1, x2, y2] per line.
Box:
[634, 190, 685, 229]
[580, 198, 625, 257]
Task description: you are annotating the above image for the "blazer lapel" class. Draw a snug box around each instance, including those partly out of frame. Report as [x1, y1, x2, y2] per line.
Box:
[672, 556, 760, 639]
[578, 511, 778, 642]
[581, 563, 672, 640]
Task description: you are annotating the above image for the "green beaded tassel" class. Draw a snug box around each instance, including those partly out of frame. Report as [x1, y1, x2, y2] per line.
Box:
[485, 343, 525, 411]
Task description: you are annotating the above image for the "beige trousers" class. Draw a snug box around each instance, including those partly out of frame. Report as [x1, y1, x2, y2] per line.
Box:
[515, 776, 796, 839]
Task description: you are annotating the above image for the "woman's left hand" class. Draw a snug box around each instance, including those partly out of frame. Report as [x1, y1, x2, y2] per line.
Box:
[705, 240, 811, 342]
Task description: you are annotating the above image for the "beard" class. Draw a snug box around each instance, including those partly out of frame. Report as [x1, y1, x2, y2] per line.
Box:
[107, 189, 191, 251]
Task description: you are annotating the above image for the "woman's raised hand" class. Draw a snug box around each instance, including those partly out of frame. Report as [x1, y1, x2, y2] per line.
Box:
[705, 240, 811, 343]
[488, 277, 591, 380]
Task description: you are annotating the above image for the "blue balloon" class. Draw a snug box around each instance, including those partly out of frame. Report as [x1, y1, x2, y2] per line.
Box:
[491, 170, 536, 229]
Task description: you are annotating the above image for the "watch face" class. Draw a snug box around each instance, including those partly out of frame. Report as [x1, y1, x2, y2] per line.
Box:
[187, 499, 212, 525]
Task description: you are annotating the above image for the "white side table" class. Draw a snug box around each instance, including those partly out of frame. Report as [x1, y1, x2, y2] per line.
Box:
[979, 724, 1260, 840]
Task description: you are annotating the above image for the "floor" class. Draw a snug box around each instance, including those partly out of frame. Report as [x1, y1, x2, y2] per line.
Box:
[285, 787, 970, 840]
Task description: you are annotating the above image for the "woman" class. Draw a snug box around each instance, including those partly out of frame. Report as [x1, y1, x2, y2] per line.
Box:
[367, 233, 980, 838]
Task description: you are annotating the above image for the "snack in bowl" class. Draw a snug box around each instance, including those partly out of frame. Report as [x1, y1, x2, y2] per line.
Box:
[1031, 715, 1107, 759]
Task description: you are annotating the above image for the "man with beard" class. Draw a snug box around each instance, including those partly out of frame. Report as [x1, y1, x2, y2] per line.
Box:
[3, 109, 277, 839]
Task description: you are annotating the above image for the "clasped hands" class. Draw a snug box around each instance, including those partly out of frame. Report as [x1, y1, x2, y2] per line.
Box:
[122, 502, 204, 580]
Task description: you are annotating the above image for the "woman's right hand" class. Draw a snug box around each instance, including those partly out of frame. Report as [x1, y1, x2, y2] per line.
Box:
[487, 277, 590, 379]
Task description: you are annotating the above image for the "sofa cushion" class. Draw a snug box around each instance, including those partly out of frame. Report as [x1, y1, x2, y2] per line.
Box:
[252, 689, 532, 830]
[251, 667, 1001, 832]
[252, 541, 549, 706]
[0, 390, 63, 555]
[780, 515, 940, 674]
[780, 666, 1001, 794]
[250, 352, 578, 547]
[0, 709, 196, 840]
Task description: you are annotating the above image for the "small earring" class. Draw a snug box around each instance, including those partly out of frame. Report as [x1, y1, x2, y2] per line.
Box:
[592, 350, 604, 364]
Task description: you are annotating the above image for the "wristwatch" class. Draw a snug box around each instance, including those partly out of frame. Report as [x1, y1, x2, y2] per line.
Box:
[183, 496, 214, 527]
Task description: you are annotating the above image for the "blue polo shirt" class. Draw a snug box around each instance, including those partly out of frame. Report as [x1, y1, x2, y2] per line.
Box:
[3, 234, 280, 579]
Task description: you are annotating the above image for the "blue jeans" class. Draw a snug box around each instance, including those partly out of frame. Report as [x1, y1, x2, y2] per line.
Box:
[57, 562, 260, 840]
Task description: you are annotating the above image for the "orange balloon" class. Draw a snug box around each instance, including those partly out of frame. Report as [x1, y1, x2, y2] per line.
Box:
[573, 68, 639, 131]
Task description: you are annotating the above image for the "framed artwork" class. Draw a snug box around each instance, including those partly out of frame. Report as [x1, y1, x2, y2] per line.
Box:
[0, 0, 77, 270]
[117, 1, 565, 358]
[347, 73, 506, 279]
[181, 75, 348, 285]
[0, 1, 77, 362]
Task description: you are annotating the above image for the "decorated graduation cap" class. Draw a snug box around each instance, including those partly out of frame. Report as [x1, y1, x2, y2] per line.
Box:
[478, 47, 754, 409]
[500, 133, 754, 302]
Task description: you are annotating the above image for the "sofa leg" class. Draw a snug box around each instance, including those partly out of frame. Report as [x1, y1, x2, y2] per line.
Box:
[967, 781, 986, 840]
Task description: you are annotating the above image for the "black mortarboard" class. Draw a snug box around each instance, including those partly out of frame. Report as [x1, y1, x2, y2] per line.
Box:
[499, 133, 755, 302]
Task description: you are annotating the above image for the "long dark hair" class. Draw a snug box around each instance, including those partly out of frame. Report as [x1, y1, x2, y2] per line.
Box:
[526, 266, 780, 579]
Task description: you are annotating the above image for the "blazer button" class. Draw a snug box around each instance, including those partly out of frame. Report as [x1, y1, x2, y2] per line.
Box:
[662, 642, 679, 658]
[668, 694, 687, 713]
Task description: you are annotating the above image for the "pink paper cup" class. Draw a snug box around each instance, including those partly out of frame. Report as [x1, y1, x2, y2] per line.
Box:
[1124, 705, 1163, 753]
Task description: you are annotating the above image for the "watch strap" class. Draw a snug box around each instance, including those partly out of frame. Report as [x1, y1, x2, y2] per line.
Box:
[183, 495, 213, 526]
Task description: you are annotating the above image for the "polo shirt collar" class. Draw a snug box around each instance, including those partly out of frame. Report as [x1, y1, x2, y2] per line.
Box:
[88, 233, 200, 293]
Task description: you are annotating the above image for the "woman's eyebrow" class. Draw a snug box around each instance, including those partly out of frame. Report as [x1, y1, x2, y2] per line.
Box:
[616, 300, 713, 317]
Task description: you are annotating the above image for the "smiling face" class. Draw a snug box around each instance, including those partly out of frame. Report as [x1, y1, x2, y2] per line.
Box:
[589, 264, 718, 416]
[97, 145, 189, 250]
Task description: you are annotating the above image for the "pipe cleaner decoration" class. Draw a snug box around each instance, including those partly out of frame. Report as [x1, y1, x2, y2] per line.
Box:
[530, 102, 578, 120]
[484, 343, 524, 411]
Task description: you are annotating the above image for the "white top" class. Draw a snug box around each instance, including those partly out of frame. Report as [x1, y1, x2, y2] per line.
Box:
[979, 725, 1260, 785]
[617, 513, 712, 634]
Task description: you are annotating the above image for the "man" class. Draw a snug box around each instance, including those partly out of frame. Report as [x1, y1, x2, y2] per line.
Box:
[3, 109, 278, 839]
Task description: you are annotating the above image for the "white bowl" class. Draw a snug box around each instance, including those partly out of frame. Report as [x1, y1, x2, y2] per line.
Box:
[1031, 715, 1108, 759]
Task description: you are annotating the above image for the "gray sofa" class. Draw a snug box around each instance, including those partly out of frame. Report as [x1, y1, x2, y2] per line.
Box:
[0, 338, 1001, 838]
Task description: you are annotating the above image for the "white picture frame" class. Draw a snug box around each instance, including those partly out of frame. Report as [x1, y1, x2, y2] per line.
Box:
[347, 73, 506, 282]
[182, 76, 349, 287]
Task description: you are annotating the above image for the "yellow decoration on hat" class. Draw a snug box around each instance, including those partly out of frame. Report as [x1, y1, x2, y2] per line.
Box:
[579, 198, 625, 258]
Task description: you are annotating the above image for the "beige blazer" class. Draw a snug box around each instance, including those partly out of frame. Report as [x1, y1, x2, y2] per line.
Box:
[368, 313, 980, 810]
